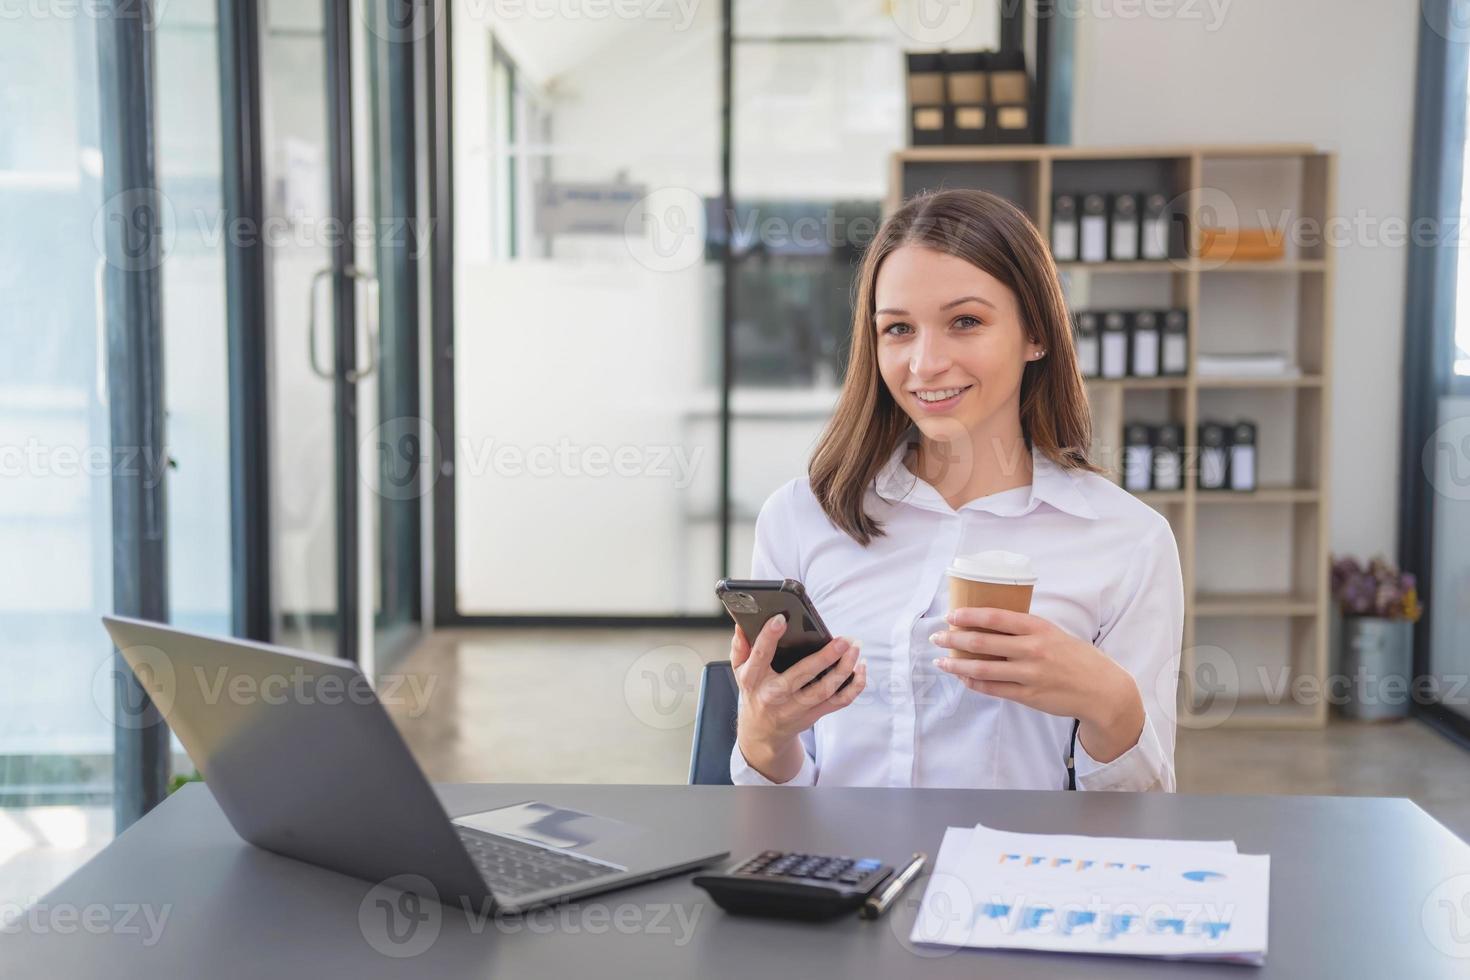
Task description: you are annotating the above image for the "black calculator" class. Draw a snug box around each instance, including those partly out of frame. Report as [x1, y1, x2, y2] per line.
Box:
[692, 850, 894, 921]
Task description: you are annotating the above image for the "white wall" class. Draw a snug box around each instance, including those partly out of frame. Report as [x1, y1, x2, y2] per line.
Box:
[1072, 0, 1419, 558]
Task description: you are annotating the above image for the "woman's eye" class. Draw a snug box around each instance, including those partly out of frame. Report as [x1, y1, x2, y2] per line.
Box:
[882, 322, 912, 337]
[954, 315, 983, 330]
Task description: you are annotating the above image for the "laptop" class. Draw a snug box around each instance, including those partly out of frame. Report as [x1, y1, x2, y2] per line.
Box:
[100, 616, 728, 913]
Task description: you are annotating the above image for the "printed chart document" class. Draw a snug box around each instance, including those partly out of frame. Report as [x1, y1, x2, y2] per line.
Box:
[911, 824, 1269, 965]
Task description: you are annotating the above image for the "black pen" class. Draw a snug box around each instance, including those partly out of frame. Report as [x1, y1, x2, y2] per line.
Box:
[859, 852, 927, 919]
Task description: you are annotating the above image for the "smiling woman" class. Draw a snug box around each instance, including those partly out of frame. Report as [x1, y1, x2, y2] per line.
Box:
[728, 189, 1185, 793]
[814, 189, 1096, 539]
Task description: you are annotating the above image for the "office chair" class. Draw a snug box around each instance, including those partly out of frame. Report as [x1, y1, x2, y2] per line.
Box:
[687, 661, 738, 785]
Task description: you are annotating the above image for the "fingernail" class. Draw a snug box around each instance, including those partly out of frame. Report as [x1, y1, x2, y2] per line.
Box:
[929, 631, 944, 645]
[932, 658, 945, 669]
[773, 614, 787, 629]
[945, 611, 955, 625]
[833, 637, 850, 654]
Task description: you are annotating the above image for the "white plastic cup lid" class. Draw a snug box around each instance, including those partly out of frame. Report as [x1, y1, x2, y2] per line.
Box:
[947, 549, 1037, 585]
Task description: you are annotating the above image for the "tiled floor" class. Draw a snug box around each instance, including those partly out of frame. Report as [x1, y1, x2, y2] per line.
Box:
[384, 627, 1470, 842]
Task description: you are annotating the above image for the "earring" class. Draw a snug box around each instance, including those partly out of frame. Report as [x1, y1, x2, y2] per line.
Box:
[1033, 350, 1046, 359]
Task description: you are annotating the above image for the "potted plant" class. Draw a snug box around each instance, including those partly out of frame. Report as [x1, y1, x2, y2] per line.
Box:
[1329, 556, 1423, 721]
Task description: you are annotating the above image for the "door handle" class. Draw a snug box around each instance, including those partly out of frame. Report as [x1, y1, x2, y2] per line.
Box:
[307, 265, 379, 381]
[345, 266, 378, 383]
[94, 257, 108, 405]
[307, 266, 334, 379]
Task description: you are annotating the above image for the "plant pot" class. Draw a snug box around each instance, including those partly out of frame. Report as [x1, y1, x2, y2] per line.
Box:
[1333, 614, 1414, 721]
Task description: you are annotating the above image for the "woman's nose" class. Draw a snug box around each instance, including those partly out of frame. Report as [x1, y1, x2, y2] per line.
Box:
[908, 329, 953, 378]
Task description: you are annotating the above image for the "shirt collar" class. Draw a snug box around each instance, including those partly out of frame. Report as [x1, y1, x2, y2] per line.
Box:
[873, 427, 1099, 520]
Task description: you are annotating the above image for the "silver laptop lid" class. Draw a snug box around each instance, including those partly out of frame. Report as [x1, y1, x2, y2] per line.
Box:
[100, 616, 492, 908]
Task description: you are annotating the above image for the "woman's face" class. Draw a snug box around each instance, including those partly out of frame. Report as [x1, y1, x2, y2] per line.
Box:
[873, 244, 1042, 444]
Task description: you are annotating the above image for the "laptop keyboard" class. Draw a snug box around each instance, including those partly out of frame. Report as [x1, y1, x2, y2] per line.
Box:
[457, 827, 622, 899]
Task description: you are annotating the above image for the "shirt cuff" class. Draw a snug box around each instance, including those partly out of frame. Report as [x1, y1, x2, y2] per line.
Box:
[1074, 711, 1174, 792]
[729, 742, 817, 786]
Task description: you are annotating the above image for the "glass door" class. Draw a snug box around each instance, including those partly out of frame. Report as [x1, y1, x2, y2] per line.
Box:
[1424, 91, 1470, 725]
[261, 0, 343, 658]
[353, 0, 424, 668]
[260, 0, 420, 664]
[1405, 14, 1470, 742]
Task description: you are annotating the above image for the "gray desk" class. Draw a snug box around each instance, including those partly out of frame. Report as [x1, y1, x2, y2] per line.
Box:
[5, 783, 1469, 978]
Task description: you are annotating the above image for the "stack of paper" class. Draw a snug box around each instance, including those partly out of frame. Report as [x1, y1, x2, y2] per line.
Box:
[910, 824, 1269, 965]
[1195, 352, 1299, 378]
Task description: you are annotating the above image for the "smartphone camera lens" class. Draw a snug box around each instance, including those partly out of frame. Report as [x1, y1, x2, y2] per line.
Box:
[727, 593, 758, 614]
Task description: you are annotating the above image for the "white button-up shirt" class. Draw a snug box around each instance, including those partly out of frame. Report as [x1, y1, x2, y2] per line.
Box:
[730, 432, 1183, 792]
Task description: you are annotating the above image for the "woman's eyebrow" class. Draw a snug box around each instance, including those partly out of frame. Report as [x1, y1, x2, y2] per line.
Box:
[875, 295, 998, 317]
[870, 295, 999, 318]
[941, 295, 997, 311]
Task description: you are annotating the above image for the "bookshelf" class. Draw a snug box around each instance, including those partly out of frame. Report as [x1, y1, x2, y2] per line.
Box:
[889, 143, 1336, 729]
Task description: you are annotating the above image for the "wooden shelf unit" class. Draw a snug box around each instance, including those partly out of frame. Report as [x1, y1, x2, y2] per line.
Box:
[889, 143, 1336, 729]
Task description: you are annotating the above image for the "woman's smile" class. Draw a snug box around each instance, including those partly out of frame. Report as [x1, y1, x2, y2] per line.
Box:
[910, 383, 974, 411]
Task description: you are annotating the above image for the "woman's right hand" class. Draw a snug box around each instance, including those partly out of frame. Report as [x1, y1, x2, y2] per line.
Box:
[730, 615, 866, 782]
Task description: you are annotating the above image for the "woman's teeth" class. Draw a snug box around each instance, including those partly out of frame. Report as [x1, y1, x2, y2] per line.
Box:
[916, 386, 971, 403]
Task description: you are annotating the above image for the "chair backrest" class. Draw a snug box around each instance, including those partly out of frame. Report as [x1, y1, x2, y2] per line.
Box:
[687, 661, 738, 785]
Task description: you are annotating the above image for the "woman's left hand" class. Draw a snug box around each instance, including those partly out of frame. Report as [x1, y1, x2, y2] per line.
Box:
[931, 606, 1146, 764]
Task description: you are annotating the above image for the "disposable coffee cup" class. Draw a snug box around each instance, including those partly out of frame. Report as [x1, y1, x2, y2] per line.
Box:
[946, 550, 1037, 660]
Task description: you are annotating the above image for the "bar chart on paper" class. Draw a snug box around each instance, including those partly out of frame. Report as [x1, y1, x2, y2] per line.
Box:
[911, 824, 1270, 965]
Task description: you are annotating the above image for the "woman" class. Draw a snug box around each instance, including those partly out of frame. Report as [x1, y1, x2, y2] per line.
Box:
[729, 189, 1183, 792]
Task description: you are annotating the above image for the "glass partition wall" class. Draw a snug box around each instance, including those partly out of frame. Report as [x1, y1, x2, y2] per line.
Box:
[0, 12, 114, 809]
[445, 0, 1004, 619]
[449, 0, 725, 616]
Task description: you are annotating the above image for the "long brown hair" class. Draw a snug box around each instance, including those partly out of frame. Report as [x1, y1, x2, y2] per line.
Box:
[809, 189, 1096, 546]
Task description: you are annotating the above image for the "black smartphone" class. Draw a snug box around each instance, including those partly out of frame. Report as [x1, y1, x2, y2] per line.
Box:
[715, 579, 850, 690]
